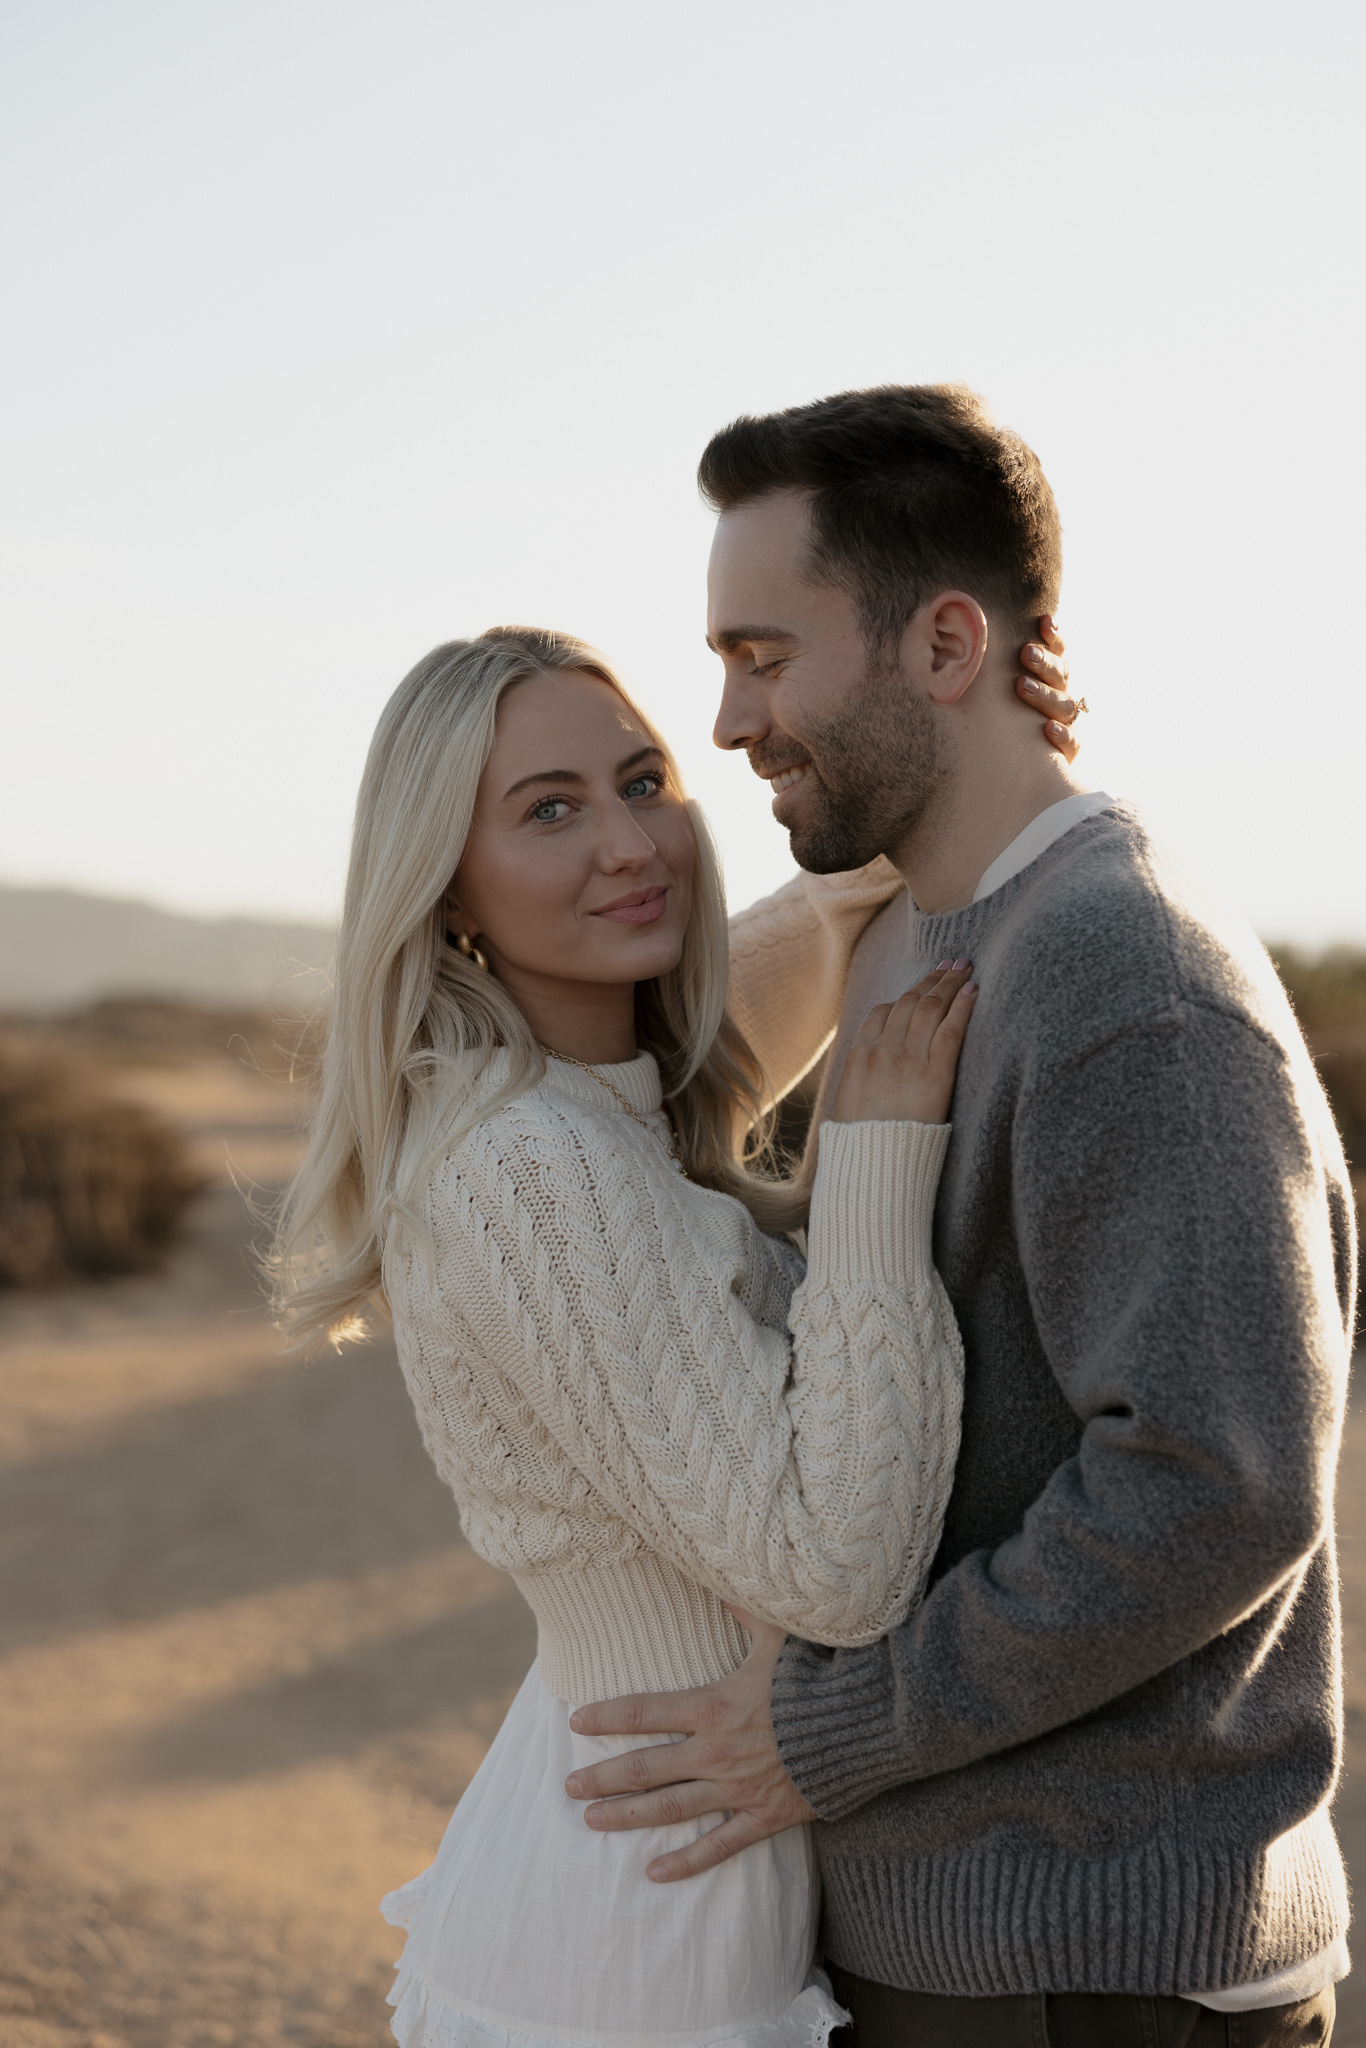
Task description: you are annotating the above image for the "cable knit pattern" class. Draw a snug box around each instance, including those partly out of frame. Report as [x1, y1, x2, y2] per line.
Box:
[384, 1051, 962, 1706]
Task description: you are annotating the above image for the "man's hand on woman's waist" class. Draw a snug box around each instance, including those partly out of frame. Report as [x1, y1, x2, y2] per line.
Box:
[564, 1615, 814, 1881]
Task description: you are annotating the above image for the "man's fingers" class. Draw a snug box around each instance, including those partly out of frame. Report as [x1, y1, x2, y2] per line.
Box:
[570, 1689, 701, 1741]
[646, 1810, 770, 1884]
[585, 1779, 729, 1832]
[566, 1735, 703, 1804]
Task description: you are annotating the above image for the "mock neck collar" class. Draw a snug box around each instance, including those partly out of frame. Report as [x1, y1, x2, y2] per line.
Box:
[539, 1049, 664, 1117]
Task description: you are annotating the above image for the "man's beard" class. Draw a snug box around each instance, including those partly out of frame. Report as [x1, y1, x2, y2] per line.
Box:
[764, 653, 948, 875]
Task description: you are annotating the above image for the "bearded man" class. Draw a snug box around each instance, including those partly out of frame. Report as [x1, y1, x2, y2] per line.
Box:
[566, 385, 1355, 2047]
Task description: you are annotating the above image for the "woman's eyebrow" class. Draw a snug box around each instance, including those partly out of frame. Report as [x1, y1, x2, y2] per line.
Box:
[502, 766, 584, 800]
[501, 746, 663, 803]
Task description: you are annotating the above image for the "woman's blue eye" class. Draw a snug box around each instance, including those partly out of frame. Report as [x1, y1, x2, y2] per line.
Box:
[531, 798, 570, 823]
[623, 774, 662, 800]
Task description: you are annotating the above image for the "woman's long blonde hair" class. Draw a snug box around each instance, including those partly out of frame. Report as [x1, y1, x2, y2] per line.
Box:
[269, 626, 808, 1350]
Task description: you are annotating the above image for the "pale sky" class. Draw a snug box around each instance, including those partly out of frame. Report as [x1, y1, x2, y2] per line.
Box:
[3, 0, 1363, 944]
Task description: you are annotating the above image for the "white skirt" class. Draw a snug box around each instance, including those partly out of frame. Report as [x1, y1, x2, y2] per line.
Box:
[382, 1661, 848, 2048]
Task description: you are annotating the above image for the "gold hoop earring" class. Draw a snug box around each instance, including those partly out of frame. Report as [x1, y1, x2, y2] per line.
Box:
[455, 931, 490, 973]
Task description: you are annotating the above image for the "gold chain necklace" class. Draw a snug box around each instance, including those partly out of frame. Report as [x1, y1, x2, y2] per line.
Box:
[538, 1046, 688, 1178]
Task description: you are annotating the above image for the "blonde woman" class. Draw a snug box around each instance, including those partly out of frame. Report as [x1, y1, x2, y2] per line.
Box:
[270, 627, 1060, 2048]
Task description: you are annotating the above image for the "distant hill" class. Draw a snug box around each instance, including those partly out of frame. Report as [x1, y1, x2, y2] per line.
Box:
[0, 883, 335, 1011]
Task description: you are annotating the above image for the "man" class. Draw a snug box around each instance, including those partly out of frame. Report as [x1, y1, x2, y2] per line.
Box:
[565, 385, 1355, 2044]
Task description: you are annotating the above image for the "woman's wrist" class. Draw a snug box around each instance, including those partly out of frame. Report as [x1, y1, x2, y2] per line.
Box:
[804, 1120, 951, 1291]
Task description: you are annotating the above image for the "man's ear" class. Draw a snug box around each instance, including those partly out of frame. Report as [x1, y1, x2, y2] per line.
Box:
[901, 592, 989, 706]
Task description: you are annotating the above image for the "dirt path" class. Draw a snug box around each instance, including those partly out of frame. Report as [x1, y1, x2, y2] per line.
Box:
[0, 1048, 1361, 2044]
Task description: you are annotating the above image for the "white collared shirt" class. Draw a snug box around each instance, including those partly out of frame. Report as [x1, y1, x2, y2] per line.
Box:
[972, 790, 1116, 902]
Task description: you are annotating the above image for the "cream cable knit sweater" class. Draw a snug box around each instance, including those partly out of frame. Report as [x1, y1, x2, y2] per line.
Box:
[387, 915, 959, 1705]
[727, 857, 905, 1105]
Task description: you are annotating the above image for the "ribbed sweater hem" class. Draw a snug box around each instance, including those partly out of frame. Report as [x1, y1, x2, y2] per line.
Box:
[514, 1554, 749, 1707]
[814, 1805, 1349, 1998]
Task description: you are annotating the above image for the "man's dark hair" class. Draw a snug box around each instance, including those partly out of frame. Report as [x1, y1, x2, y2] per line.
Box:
[698, 383, 1061, 649]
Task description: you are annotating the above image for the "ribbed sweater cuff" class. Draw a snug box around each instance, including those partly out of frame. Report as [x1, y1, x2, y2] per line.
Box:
[772, 1634, 904, 1821]
[806, 1120, 950, 1291]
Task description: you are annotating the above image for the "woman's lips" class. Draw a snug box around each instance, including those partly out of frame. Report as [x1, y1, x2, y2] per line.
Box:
[593, 887, 668, 925]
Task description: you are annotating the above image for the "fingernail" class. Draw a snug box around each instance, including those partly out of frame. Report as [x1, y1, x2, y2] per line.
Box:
[566, 1773, 581, 1793]
[1047, 720, 1064, 736]
[953, 956, 970, 970]
[1025, 645, 1043, 663]
[964, 980, 978, 994]
[935, 958, 950, 970]
[586, 1806, 604, 1828]
[569, 1714, 582, 1733]
[1020, 677, 1039, 694]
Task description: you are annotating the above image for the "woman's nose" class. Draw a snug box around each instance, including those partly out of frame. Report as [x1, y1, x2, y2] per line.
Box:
[598, 805, 656, 870]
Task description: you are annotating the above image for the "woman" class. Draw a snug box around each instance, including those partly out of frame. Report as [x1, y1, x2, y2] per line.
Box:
[270, 625, 1078, 2048]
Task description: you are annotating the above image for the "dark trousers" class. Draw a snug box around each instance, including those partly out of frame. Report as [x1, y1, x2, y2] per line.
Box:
[826, 1963, 1336, 2047]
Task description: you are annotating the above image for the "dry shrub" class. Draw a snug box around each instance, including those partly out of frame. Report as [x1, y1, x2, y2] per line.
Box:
[1270, 946, 1366, 1030]
[40, 993, 320, 1073]
[1312, 1039, 1366, 1177]
[1269, 946, 1366, 1178]
[0, 1033, 206, 1288]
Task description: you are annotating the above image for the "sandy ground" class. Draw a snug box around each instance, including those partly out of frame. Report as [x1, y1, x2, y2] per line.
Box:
[0, 1049, 535, 2047]
[0, 1045, 1362, 2046]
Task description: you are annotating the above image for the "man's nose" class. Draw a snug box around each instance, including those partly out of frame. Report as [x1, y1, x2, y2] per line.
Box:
[712, 666, 768, 753]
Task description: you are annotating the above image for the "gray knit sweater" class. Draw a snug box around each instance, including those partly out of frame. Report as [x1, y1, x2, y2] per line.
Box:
[771, 802, 1357, 1998]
